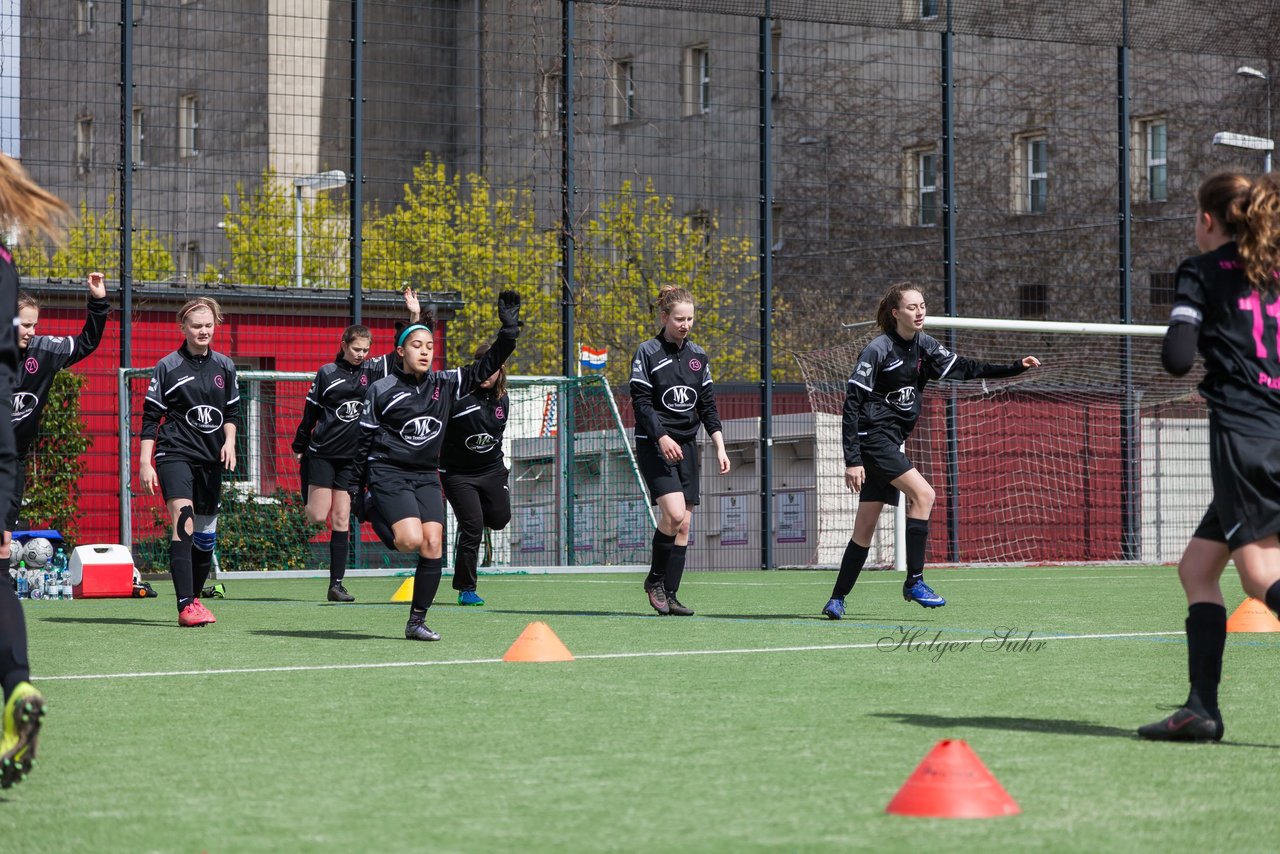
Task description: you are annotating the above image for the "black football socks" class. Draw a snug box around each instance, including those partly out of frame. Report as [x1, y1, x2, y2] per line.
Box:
[903, 518, 929, 589]
[329, 530, 350, 587]
[1184, 601, 1227, 720]
[411, 555, 443, 612]
[832, 539, 870, 599]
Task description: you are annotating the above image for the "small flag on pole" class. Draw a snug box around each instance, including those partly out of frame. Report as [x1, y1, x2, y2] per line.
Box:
[540, 391, 558, 437]
[580, 345, 608, 372]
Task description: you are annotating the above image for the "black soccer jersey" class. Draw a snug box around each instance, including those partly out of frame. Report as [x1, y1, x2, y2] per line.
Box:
[629, 334, 723, 445]
[141, 344, 242, 464]
[842, 330, 1028, 467]
[1170, 241, 1280, 436]
[352, 334, 515, 483]
[440, 390, 510, 474]
[12, 296, 109, 454]
[292, 352, 394, 460]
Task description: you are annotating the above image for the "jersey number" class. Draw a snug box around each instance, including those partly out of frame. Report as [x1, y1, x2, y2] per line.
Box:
[1238, 293, 1280, 364]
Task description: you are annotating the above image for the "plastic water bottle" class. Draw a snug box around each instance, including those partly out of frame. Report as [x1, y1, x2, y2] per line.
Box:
[52, 547, 67, 575]
[15, 561, 27, 598]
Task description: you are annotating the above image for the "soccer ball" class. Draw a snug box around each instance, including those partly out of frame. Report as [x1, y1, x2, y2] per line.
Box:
[8, 539, 23, 568]
[23, 537, 53, 569]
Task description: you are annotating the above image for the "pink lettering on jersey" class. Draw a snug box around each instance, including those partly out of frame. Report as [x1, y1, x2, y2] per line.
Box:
[1258, 371, 1280, 390]
[23, 358, 37, 374]
[0, 246, 11, 264]
[1219, 260, 1242, 270]
[496, 406, 505, 419]
[689, 358, 702, 372]
[432, 387, 440, 401]
[214, 375, 225, 389]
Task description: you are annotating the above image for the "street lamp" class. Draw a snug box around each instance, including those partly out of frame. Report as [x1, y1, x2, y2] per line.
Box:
[1212, 131, 1275, 174]
[293, 170, 348, 288]
[1233, 65, 1271, 173]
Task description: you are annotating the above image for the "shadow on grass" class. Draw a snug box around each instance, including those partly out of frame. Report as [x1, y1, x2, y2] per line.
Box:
[248, 628, 393, 642]
[871, 711, 1280, 749]
[38, 615, 169, 628]
[485, 608, 654, 619]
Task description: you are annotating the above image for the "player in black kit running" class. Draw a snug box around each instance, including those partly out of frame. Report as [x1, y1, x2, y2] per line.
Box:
[822, 283, 1039, 619]
[1139, 173, 1280, 742]
[630, 286, 730, 617]
[349, 291, 521, 641]
[0, 153, 71, 789]
[292, 287, 421, 602]
[440, 342, 511, 607]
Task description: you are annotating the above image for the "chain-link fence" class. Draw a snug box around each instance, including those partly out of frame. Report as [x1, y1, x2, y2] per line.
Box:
[4, 1, 1274, 567]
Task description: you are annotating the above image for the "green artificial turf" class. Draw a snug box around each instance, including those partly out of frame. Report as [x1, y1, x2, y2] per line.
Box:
[5, 567, 1280, 852]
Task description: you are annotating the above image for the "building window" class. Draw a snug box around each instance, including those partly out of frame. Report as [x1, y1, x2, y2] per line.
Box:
[683, 44, 710, 117]
[1014, 133, 1048, 214]
[770, 25, 783, 99]
[1149, 271, 1176, 305]
[1019, 283, 1048, 319]
[920, 0, 939, 19]
[76, 0, 95, 34]
[178, 242, 201, 280]
[131, 108, 145, 165]
[538, 72, 562, 137]
[771, 204, 783, 252]
[685, 210, 712, 251]
[75, 116, 93, 174]
[609, 59, 635, 125]
[1137, 117, 1168, 202]
[905, 148, 938, 227]
[178, 94, 200, 157]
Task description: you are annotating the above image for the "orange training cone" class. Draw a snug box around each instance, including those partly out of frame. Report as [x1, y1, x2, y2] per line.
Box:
[885, 739, 1020, 818]
[1227, 598, 1280, 633]
[502, 621, 574, 662]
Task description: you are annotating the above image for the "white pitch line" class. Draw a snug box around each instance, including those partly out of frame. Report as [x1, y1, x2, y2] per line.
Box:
[545, 574, 1155, 586]
[39, 630, 1186, 683]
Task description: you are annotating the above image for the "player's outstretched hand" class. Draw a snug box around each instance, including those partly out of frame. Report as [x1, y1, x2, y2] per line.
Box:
[87, 271, 106, 299]
[498, 290, 523, 331]
[1021, 355, 1041, 369]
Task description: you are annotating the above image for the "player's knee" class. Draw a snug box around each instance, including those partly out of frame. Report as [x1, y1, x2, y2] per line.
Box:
[911, 484, 937, 514]
[174, 505, 195, 542]
[395, 531, 423, 553]
[192, 514, 218, 553]
[305, 504, 329, 526]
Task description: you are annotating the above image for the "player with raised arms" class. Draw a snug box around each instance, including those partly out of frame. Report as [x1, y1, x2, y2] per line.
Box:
[5, 277, 111, 540]
[1139, 172, 1280, 742]
[440, 342, 512, 607]
[138, 297, 240, 628]
[630, 285, 730, 617]
[348, 290, 521, 641]
[822, 283, 1040, 618]
[292, 287, 421, 603]
[0, 153, 71, 789]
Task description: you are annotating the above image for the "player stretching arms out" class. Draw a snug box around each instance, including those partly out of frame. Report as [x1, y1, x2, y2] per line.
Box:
[6, 277, 110, 538]
[440, 343, 512, 607]
[630, 286, 730, 617]
[349, 291, 521, 641]
[1139, 172, 1280, 742]
[139, 298, 240, 628]
[822, 283, 1039, 619]
[292, 288, 421, 602]
[0, 153, 70, 789]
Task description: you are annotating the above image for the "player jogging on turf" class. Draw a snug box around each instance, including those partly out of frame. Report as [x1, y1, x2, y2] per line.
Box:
[822, 283, 1039, 619]
[292, 287, 421, 603]
[1138, 172, 1280, 742]
[440, 342, 512, 608]
[6, 277, 110, 540]
[348, 290, 521, 642]
[0, 153, 70, 790]
[138, 297, 241, 628]
[630, 285, 730, 617]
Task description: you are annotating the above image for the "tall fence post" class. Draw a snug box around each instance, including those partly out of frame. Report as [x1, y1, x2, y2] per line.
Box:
[560, 0, 577, 562]
[350, 0, 365, 327]
[759, 5, 775, 571]
[1117, 0, 1139, 560]
[941, 11, 961, 564]
[119, 0, 136, 545]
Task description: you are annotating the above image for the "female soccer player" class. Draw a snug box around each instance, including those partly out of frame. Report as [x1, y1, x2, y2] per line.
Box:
[821, 283, 1039, 619]
[292, 288, 421, 602]
[440, 342, 511, 607]
[349, 290, 521, 641]
[1138, 172, 1280, 742]
[0, 153, 69, 789]
[138, 297, 240, 628]
[630, 285, 730, 617]
[5, 276, 111, 538]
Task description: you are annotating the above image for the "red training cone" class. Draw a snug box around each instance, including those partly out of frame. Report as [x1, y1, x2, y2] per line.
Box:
[502, 621, 574, 662]
[885, 739, 1020, 818]
[1226, 598, 1280, 633]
